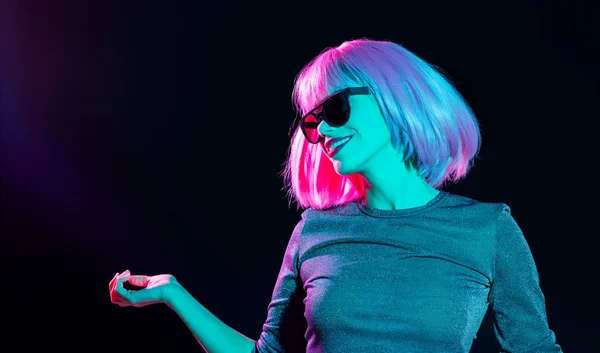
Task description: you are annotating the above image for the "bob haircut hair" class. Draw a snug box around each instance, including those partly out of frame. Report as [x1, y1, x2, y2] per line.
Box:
[280, 38, 482, 211]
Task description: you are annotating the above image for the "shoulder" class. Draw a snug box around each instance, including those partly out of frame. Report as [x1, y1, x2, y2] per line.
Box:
[299, 201, 357, 219]
[431, 191, 509, 221]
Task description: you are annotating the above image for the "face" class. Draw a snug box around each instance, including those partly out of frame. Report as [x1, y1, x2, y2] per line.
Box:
[317, 93, 400, 176]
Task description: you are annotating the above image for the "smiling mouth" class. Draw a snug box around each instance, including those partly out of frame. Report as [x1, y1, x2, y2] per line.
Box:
[327, 136, 352, 156]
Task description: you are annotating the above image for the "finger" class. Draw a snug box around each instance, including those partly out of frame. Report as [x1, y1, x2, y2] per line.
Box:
[111, 290, 124, 304]
[109, 271, 127, 295]
[111, 289, 126, 304]
[128, 275, 149, 287]
[109, 272, 119, 292]
[114, 274, 132, 299]
[111, 271, 136, 305]
[109, 270, 128, 289]
[111, 280, 127, 304]
[109, 273, 121, 303]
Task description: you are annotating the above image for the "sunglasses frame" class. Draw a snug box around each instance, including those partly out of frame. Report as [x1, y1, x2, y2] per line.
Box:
[298, 86, 370, 144]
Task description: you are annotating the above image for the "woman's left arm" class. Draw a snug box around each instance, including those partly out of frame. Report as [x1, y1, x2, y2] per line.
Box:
[489, 205, 563, 352]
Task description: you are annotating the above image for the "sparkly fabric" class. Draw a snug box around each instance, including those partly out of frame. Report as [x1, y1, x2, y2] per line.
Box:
[253, 191, 562, 352]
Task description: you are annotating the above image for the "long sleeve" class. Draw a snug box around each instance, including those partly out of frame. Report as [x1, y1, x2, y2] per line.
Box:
[490, 205, 562, 352]
[253, 218, 307, 353]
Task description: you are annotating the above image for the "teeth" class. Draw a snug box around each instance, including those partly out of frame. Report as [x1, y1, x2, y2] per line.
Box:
[330, 137, 351, 151]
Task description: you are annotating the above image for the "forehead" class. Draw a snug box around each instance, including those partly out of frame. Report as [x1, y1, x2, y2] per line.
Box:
[309, 96, 371, 120]
[326, 87, 374, 103]
[318, 88, 347, 104]
[306, 89, 343, 112]
[321, 85, 367, 103]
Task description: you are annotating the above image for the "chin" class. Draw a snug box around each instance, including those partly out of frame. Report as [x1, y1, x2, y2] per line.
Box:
[333, 163, 356, 176]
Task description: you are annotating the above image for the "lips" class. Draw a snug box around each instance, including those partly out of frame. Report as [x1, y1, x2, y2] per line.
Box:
[325, 136, 352, 151]
[325, 136, 352, 157]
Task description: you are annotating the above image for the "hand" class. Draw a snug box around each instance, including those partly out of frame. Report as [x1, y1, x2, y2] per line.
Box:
[109, 270, 180, 307]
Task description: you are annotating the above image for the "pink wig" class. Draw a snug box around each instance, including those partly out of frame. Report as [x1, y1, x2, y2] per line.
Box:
[280, 38, 482, 211]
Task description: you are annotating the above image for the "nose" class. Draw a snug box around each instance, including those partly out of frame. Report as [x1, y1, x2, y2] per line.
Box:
[317, 119, 335, 139]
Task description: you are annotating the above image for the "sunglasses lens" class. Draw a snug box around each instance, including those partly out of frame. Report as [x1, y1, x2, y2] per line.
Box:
[302, 113, 320, 143]
[300, 94, 350, 143]
[323, 95, 349, 127]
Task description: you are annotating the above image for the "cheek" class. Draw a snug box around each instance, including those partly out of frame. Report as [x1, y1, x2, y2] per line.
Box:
[332, 146, 366, 174]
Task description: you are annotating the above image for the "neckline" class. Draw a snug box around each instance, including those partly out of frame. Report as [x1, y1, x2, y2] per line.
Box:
[356, 190, 448, 218]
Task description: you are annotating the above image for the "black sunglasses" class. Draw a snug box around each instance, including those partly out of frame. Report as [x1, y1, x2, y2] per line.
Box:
[298, 86, 370, 144]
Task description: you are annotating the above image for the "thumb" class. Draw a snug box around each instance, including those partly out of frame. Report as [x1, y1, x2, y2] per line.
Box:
[128, 275, 149, 287]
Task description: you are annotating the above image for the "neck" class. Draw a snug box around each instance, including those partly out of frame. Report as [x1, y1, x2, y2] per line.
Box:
[363, 165, 439, 211]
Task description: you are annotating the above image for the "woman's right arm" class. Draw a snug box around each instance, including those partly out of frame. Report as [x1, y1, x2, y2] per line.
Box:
[110, 271, 256, 353]
[111, 217, 306, 353]
[166, 284, 256, 353]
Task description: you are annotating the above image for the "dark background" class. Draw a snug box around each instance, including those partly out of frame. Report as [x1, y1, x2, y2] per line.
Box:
[1, 0, 597, 351]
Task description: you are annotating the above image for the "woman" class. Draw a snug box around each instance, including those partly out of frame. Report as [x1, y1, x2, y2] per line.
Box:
[110, 38, 562, 352]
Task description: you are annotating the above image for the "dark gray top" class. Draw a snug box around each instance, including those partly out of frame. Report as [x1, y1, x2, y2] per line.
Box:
[253, 191, 562, 352]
